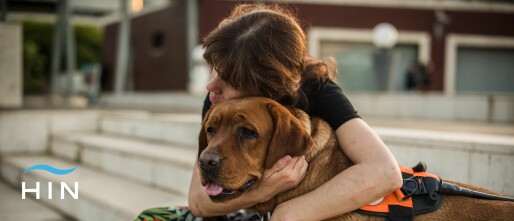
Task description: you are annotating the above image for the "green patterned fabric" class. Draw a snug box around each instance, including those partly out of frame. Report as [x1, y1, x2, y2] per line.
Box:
[135, 207, 268, 221]
[135, 207, 196, 221]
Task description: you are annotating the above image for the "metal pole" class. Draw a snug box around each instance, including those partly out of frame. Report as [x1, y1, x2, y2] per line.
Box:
[187, 0, 199, 82]
[63, 0, 76, 97]
[114, 0, 131, 95]
[50, 0, 64, 97]
[0, 0, 7, 22]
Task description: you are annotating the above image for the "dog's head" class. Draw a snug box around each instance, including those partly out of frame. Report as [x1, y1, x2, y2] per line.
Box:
[198, 97, 313, 202]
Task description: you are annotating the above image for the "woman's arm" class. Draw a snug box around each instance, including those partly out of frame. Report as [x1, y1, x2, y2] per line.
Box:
[271, 118, 403, 221]
[188, 155, 308, 217]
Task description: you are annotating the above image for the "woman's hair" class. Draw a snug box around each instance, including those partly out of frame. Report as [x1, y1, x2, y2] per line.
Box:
[203, 3, 337, 109]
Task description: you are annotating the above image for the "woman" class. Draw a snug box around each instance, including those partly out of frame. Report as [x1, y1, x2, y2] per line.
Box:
[187, 4, 402, 221]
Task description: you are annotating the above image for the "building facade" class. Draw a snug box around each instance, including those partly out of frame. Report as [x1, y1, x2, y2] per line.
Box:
[103, 0, 514, 94]
[199, 0, 514, 94]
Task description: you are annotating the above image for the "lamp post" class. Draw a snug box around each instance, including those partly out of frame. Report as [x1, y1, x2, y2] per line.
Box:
[372, 23, 398, 91]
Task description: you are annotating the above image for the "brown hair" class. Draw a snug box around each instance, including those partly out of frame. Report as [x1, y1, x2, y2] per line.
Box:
[203, 3, 336, 109]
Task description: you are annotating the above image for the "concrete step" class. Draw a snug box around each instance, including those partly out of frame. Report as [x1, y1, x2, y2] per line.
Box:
[98, 111, 514, 195]
[50, 132, 196, 196]
[98, 92, 514, 123]
[0, 181, 68, 221]
[375, 127, 514, 196]
[99, 111, 201, 148]
[375, 126, 514, 152]
[348, 93, 514, 123]
[98, 110, 512, 152]
[0, 155, 188, 221]
[98, 93, 205, 113]
[367, 117, 514, 136]
[0, 110, 98, 154]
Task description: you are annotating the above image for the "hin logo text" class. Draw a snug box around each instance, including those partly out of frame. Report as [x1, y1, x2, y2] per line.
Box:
[21, 164, 79, 200]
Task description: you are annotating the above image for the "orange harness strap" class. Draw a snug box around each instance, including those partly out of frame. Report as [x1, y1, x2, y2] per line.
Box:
[357, 163, 444, 221]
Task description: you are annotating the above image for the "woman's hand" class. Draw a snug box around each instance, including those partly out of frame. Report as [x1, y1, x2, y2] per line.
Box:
[250, 155, 308, 203]
[188, 155, 307, 216]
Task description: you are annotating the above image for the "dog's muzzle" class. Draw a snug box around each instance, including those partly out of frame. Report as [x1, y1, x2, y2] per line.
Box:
[199, 151, 223, 173]
[199, 151, 258, 202]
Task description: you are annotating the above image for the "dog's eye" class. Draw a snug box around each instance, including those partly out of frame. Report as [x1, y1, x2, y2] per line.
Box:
[238, 127, 257, 139]
[206, 127, 215, 135]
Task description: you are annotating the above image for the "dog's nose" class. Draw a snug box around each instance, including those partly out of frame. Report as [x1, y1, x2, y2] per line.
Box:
[199, 151, 223, 172]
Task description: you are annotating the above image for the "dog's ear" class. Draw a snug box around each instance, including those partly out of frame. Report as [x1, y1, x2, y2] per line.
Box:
[198, 108, 212, 158]
[265, 102, 313, 169]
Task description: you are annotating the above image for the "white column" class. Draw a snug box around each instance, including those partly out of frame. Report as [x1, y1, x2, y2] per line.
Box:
[187, 0, 199, 91]
[114, 0, 131, 95]
[0, 23, 22, 108]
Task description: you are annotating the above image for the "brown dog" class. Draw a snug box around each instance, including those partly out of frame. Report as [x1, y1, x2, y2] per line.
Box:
[197, 97, 514, 220]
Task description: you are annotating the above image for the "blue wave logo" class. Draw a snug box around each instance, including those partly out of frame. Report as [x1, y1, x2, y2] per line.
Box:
[23, 164, 77, 175]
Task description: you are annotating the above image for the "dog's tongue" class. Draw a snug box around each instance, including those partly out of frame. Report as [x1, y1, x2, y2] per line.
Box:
[205, 183, 223, 196]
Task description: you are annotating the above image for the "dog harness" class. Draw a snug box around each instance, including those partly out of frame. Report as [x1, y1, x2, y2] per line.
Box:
[357, 162, 444, 221]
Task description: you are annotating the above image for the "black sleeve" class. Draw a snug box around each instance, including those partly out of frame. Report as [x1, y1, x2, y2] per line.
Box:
[309, 79, 360, 130]
[202, 93, 212, 121]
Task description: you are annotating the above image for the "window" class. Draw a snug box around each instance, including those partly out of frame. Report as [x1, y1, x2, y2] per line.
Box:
[320, 41, 418, 92]
[445, 34, 514, 94]
[309, 27, 429, 92]
[456, 47, 514, 93]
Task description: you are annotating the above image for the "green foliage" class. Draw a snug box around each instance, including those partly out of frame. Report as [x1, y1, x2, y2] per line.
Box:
[22, 20, 102, 94]
[22, 21, 52, 94]
[75, 24, 102, 65]
[23, 41, 47, 94]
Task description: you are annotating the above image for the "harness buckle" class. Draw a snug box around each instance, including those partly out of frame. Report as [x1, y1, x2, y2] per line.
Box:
[417, 176, 428, 194]
[401, 177, 418, 200]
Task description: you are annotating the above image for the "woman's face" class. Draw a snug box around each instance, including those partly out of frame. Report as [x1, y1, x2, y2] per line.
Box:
[206, 68, 244, 104]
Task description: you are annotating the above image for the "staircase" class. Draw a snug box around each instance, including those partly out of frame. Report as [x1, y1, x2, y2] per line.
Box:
[0, 110, 200, 221]
[1, 109, 513, 221]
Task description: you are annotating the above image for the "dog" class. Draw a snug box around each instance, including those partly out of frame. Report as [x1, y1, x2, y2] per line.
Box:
[197, 97, 514, 220]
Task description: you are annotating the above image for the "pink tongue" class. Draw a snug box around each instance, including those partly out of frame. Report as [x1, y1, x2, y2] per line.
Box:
[205, 183, 223, 196]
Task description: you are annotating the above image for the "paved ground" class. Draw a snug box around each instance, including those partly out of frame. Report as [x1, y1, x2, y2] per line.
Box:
[0, 181, 69, 221]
